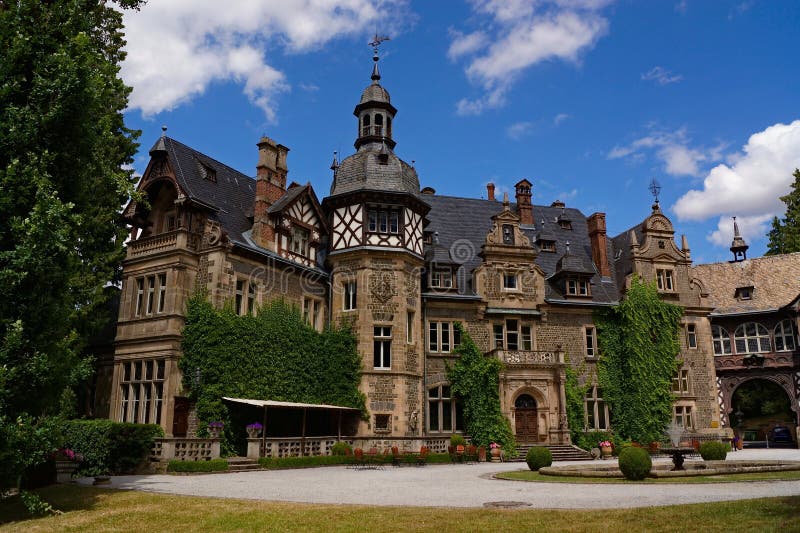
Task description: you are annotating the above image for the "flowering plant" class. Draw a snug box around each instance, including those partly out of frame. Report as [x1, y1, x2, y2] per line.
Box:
[209, 421, 225, 428]
[53, 448, 83, 462]
[489, 442, 500, 449]
[598, 440, 612, 448]
[246, 422, 263, 430]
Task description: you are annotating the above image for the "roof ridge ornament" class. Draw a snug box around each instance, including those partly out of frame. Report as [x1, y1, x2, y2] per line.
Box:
[649, 178, 662, 211]
[368, 33, 390, 82]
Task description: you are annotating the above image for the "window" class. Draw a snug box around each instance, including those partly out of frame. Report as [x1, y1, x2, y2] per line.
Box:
[734, 322, 771, 353]
[539, 240, 556, 252]
[774, 319, 796, 352]
[585, 326, 597, 358]
[428, 321, 461, 353]
[166, 213, 176, 232]
[407, 311, 414, 344]
[427, 385, 464, 433]
[430, 268, 453, 289]
[502, 224, 515, 245]
[290, 226, 310, 257]
[157, 273, 167, 313]
[303, 298, 322, 331]
[361, 114, 370, 136]
[558, 220, 572, 230]
[566, 277, 590, 296]
[735, 287, 753, 300]
[492, 321, 531, 350]
[343, 281, 357, 311]
[374, 414, 391, 433]
[146, 276, 156, 314]
[367, 208, 400, 234]
[119, 359, 165, 424]
[521, 325, 532, 351]
[712, 325, 732, 355]
[585, 386, 609, 430]
[672, 368, 690, 395]
[134, 274, 168, 317]
[656, 269, 675, 291]
[686, 323, 697, 349]
[503, 272, 518, 290]
[493, 324, 504, 349]
[235, 280, 245, 316]
[247, 283, 256, 315]
[134, 278, 144, 317]
[505, 319, 519, 350]
[373, 326, 391, 369]
[673, 405, 693, 429]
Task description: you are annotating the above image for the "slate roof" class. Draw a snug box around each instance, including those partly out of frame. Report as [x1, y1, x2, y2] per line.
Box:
[360, 81, 391, 105]
[329, 145, 420, 196]
[690, 253, 800, 315]
[422, 194, 620, 304]
[610, 222, 645, 292]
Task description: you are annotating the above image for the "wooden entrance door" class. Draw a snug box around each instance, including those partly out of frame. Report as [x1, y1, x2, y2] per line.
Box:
[172, 397, 189, 437]
[515, 394, 538, 442]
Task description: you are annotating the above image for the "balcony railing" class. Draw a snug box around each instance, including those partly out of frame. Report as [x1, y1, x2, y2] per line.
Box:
[127, 229, 199, 258]
[490, 348, 564, 366]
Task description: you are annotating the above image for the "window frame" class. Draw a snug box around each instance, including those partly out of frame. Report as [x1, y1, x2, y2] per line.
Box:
[303, 297, 322, 331]
[343, 281, 357, 311]
[502, 272, 518, 291]
[585, 326, 598, 358]
[686, 323, 697, 349]
[407, 311, 414, 344]
[430, 268, 454, 289]
[774, 319, 796, 352]
[427, 384, 464, 433]
[673, 404, 694, 429]
[428, 321, 462, 353]
[584, 385, 609, 430]
[656, 268, 675, 292]
[712, 325, 732, 356]
[373, 326, 392, 369]
[734, 322, 771, 353]
[366, 207, 401, 235]
[119, 359, 165, 425]
[672, 368, 691, 395]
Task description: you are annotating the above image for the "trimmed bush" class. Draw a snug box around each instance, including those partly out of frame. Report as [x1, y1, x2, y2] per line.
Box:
[61, 419, 163, 476]
[168, 459, 228, 473]
[526, 446, 553, 471]
[618, 446, 652, 480]
[330, 442, 352, 456]
[259, 456, 353, 468]
[699, 441, 729, 461]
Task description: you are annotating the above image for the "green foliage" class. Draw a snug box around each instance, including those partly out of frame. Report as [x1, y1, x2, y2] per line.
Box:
[258, 455, 353, 468]
[618, 446, 652, 480]
[596, 278, 683, 444]
[180, 295, 366, 447]
[699, 441, 729, 461]
[0, 415, 61, 491]
[168, 459, 229, 473]
[330, 442, 352, 456]
[766, 169, 800, 255]
[732, 380, 793, 418]
[61, 419, 163, 476]
[564, 361, 589, 444]
[525, 447, 553, 471]
[450, 434, 467, 447]
[19, 490, 60, 517]
[447, 323, 515, 455]
[574, 430, 614, 452]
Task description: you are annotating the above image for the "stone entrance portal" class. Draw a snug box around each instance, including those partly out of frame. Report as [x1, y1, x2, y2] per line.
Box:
[515, 394, 538, 442]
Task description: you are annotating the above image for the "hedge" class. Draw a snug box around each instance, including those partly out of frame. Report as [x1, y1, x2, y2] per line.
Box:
[699, 441, 729, 461]
[61, 419, 163, 476]
[257, 453, 453, 469]
[168, 459, 229, 473]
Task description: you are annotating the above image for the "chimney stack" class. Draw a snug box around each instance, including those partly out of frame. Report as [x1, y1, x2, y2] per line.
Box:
[587, 212, 611, 277]
[252, 136, 290, 250]
[515, 179, 533, 225]
[486, 182, 496, 201]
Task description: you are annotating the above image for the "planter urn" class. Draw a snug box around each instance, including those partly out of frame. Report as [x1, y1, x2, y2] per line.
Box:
[490, 447, 502, 462]
[600, 445, 613, 459]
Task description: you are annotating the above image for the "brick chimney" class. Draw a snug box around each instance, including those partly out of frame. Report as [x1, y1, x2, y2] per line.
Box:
[252, 136, 289, 250]
[587, 212, 611, 277]
[486, 182, 496, 201]
[514, 179, 533, 225]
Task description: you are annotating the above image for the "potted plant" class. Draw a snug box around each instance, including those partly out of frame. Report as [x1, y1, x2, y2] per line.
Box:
[599, 440, 613, 459]
[246, 422, 263, 438]
[477, 445, 487, 462]
[53, 448, 82, 483]
[208, 421, 224, 438]
[489, 442, 502, 462]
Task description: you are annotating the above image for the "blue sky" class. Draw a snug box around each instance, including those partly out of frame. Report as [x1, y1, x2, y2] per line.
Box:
[122, 0, 800, 264]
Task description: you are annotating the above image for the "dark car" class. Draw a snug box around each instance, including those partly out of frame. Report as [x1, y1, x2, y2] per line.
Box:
[770, 426, 795, 447]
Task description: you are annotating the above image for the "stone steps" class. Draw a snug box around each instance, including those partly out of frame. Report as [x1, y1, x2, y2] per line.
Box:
[512, 444, 594, 462]
[227, 457, 261, 472]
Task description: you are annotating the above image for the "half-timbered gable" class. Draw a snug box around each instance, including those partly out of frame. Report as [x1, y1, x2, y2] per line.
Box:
[267, 183, 328, 269]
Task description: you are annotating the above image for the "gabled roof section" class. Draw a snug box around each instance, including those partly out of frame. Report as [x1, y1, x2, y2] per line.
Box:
[267, 182, 330, 235]
[690, 253, 800, 315]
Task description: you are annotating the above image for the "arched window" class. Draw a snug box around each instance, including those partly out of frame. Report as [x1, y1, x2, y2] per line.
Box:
[361, 114, 370, 137]
[427, 385, 463, 433]
[734, 322, 771, 353]
[374, 113, 383, 136]
[774, 319, 796, 351]
[712, 325, 731, 355]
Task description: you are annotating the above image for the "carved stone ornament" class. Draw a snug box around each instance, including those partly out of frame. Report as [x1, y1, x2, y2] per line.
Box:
[371, 271, 394, 304]
[205, 220, 223, 246]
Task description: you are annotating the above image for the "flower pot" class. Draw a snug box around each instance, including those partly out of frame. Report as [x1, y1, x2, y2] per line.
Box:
[600, 445, 613, 459]
[477, 446, 487, 462]
[490, 447, 502, 462]
[208, 426, 222, 439]
[246, 428, 262, 439]
[55, 460, 78, 483]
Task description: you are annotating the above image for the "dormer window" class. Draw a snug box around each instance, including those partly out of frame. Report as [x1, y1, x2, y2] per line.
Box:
[656, 268, 675, 292]
[566, 277, 590, 296]
[367, 207, 401, 234]
[735, 286, 753, 300]
[503, 272, 518, 291]
[430, 268, 453, 289]
[290, 226, 310, 257]
[538, 240, 556, 252]
[558, 220, 572, 230]
[423, 232, 433, 245]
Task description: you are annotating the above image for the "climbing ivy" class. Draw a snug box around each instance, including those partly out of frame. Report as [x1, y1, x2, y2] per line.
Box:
[595, 278, 683, 444]
[447, 323, 516, 454]
[563, 359, 589, 445]
[180, 293, 366, 438]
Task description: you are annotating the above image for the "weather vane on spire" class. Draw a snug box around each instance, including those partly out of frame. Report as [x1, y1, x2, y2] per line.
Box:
[649, 178, 662, 204]
[369, 32, 391, 56]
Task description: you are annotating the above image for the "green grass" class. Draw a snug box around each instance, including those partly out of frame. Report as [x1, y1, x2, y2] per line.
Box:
[497, 469, 800, 484]
[0, 485, 798, 532]
[167, 459, 228, 473]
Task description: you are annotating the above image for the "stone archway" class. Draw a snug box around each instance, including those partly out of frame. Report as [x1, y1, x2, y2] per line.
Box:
[717, 372, 800, 431]
[514, 394, 538, 442]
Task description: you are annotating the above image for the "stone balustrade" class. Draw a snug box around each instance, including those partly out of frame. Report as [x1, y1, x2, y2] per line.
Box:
[491, 349, 564, 366]
[246, 436, 453, 459]
[127, 229, 199, 258]
[151, 438, 221, 462]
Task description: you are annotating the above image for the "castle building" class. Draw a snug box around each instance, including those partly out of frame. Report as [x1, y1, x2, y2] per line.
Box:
[105, 50, 800, 448]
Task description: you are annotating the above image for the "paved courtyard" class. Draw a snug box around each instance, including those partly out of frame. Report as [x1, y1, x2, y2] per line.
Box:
[79, 449, 800, 509]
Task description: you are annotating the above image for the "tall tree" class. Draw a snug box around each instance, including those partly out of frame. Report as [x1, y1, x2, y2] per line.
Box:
[766, 169, 800, 255]
[595, 278, 683, 444]
[0, 0, 143, 492]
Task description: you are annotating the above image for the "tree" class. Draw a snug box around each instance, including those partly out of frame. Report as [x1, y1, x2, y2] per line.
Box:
[0, 0, 143, 496]
[595, 278, 683, 444]
[447, 324, 515, 454]
[766, 169, 800, 255]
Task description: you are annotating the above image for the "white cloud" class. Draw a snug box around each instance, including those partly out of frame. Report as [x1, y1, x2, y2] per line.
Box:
[675, 0, 688, 14]
[451, 1, 611, 115]
[641, 66, 683, 85]
[557, 188, 578, 201]
[553, 113, 571, 125]
[608, 127, 726, 177]
[706, 214, 772, 247]
[121, 0, 410, 121]
[672, 120, 800, 224]
[506, 121, 535, 139]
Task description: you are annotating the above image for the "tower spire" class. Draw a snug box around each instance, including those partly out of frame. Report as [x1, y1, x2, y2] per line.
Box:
[730, 216, 749, 262]
[368, 33, 390, 82]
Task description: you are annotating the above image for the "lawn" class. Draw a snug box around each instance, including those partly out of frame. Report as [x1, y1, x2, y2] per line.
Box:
[1, 486, 799, 532]
[497, 469, 800, 484]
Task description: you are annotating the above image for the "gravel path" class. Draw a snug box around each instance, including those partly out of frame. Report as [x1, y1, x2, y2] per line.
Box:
[78, 449, 800, 509]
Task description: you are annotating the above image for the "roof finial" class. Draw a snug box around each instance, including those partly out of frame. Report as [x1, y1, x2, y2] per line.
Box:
[368, 33, 390, 81]
[330, 150, 339, 173]
[503, 191, 510, 210]
[649, 177, 661, 208]
[730, 216, 749, 262]
[161, 125, 167, 137]
[565, 240, 571, 254]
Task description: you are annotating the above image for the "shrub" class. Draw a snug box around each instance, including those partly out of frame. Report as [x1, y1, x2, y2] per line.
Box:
[61, 419, 163, 476]
[168, 459, 228, 473]
[699, 441, 729, 461]
[330, 442, 352, 456]
[259, 455, 352, 468]
[575, 430, 614, 452]
[450, 434, 467, 447]
[525, 446, 553, 471]
[618, 446, 652, 480]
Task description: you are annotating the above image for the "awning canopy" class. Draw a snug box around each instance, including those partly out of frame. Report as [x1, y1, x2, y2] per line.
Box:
[222, 397, 360, 412]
